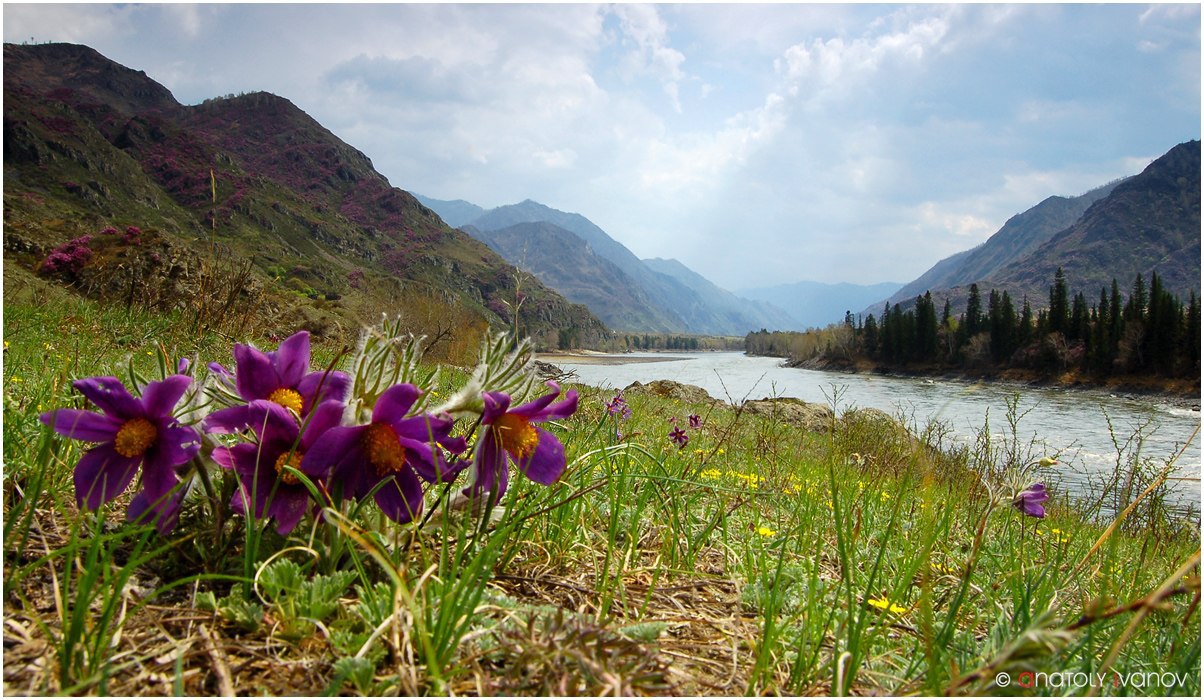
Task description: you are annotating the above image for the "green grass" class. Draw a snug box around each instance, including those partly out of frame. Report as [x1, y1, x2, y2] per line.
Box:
[2, 292, 1199, 696]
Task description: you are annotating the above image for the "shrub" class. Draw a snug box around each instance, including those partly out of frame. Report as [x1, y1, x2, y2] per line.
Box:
[39, 234, 94, 278]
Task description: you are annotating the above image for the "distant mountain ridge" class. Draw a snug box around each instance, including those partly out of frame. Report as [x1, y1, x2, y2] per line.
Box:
[875, 140, 1200, 316]
[421, 196, 797, 334]
[3, 42, 608, 352]
[739, 281, 905, 329]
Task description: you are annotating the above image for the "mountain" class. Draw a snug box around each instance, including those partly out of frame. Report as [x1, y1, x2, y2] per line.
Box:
[880, 179, 1126, 309]
[984, 140, 1200, 304]
[878, 140, 1200, 316]
[3, 43, 608, 355]
[461, 199, 792, 335]
[413, 194, 486, 228]
[738, 281, 905, 329]
[464, 221, 683, 332]
[641, 257, 798, 332]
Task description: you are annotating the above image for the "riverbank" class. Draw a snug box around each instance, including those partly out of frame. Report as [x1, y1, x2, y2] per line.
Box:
[537, 350, 696, 365]
[783, 354, 1201, 407]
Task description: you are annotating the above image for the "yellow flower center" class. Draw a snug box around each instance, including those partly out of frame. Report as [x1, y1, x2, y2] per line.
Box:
[267, 387, 304, 414]
[361, 423, 407, 476]
[494, 413, 538, 459]
[273, 450, 303, 485]
[114, 417, 157, 458]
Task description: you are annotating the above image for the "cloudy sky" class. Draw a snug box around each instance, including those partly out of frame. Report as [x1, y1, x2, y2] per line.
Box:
[4, 3, 1200, 289]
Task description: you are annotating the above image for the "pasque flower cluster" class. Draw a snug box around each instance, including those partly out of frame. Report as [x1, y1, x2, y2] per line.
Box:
[41, 329, 578, 535]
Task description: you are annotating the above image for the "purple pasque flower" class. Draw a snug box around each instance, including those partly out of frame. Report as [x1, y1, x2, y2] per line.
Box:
[210, 399, 343, 534]
[1012, 483, 1049, 518]
[688, 414, 702, 429]
[39, 375, 201, 533]
[301, 383, 466, 524]
[669, 426, 689, 449]
[466, 381, 579, 501]
[212, 331, 349, 429]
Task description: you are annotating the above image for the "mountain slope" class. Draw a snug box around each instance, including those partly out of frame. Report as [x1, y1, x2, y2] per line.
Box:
[882, 180, 1125, 308]
[464, 200, 792, 335]
[466, 222, 682, 332]
[881, 141, 1200, 317]
[3, 42, 608, 353]
[986, 140, 1200, 303]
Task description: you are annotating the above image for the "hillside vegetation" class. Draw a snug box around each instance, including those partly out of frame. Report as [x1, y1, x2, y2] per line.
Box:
[3, 42, 609, 359]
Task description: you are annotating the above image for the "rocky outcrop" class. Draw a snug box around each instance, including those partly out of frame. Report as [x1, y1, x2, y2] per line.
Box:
[741, 397, 834, 433]
[621, 379, 837, 433]
[622, 380, 725, 408]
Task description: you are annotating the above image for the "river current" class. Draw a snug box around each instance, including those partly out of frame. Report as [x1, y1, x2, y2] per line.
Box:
[546, 351, 1201, 516]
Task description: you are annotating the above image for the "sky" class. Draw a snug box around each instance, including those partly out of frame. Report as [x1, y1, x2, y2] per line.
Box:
[3, 3, 1200, 290]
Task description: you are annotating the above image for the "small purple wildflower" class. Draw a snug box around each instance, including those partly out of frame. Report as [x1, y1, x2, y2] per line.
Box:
[1012, 483, 1049, 518]
[465, 381, 579, 501]
[669, 426, 689, 449]
[606, 393, 631, 419]
[39, 375, 201, 533]
[688, 414, 702, 429]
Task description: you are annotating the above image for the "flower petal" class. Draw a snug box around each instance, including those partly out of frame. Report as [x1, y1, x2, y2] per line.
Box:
[373, 470, 425, 524]
[515, 427, 567, 485]
[397, 437, 445, 483]
[152, 424, 202, 470]
[41, 408, 121, 442]
[302, 426, 365, 498]
[300, 400, 345, 450]
[464, 432, 509, 500]
[140, 375, 192, 420]
[273, 331, 311, 388]
[204, 405, 252, 434]
[128, 487, 184, 534]
[267, 488, 311, 534]
[73, 377, 142, 420]
[481, 391, 512, 425]
[73, 444, 141, 509]
[233, 343, 278, 401]
[510, 385, 578, 422]
[242, 400, 301, 446]
[296, 370, 350, 414]
[212, 442, 260, 475]
[372, 383, 421, 423]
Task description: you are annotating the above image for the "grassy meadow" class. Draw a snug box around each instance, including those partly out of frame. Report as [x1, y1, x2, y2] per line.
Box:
[2, 281, 1200, 696]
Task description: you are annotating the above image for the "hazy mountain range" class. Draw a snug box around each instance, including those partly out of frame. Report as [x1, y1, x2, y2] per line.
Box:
[418, 196, 819, 335]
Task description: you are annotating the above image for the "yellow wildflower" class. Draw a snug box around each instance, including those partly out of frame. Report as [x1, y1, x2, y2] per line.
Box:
[757, 526, 777, 538]
[867, 597, 908, 614]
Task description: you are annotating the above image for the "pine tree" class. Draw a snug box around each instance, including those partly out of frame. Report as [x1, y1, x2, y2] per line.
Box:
[962, 283, 983, 345]
[1049, 267, 1070, 336]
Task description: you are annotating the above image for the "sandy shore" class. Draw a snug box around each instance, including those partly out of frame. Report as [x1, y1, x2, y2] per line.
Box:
[536, 351, 692, 366]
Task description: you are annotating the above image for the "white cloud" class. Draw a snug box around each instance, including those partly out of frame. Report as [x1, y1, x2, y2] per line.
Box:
[610, 3, 687, 111]
[1, 3, 1195, 290]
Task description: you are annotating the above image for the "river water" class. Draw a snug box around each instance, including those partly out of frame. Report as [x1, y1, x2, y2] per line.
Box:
[546, 351, 1201, 515]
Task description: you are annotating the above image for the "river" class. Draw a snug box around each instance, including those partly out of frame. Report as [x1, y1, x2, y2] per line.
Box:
[545, 351, 1201, 516]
